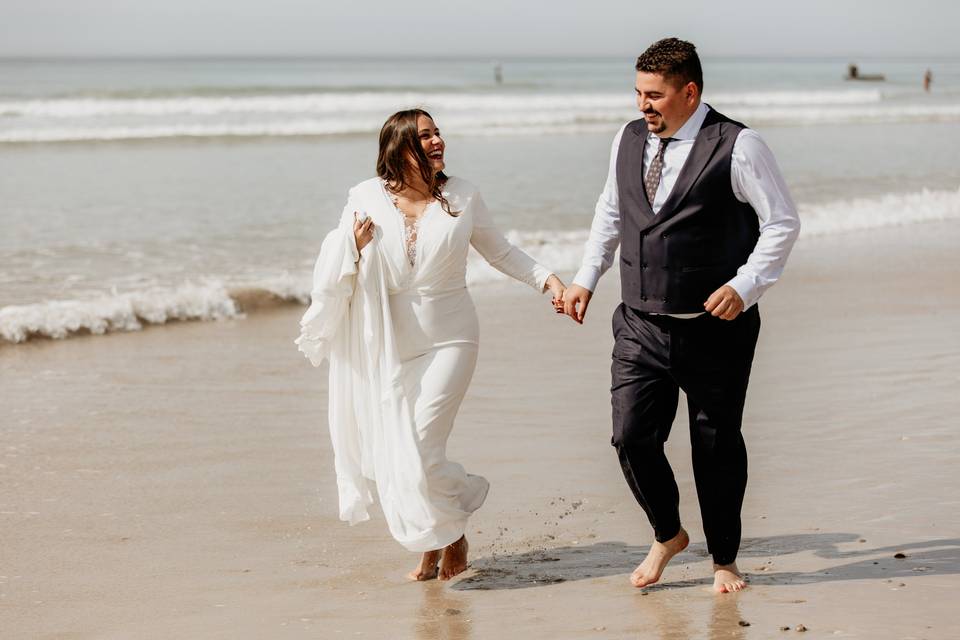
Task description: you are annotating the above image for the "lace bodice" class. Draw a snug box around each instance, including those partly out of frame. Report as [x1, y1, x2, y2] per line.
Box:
[386, 183, 430, 268]
[400, 213, 420, 267]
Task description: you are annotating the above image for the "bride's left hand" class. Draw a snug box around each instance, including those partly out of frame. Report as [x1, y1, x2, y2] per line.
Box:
[544, 275, 566, 314]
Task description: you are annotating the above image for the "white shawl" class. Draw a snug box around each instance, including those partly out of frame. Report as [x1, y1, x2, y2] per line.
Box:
[294, 204, 435, 545]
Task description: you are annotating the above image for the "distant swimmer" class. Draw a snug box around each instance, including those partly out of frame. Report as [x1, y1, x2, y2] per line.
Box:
[494, 62, 503, 85]
[924, 69, 933, 92]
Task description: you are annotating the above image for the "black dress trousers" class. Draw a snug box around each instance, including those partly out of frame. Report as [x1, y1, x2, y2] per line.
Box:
[610, 303, 760, 566]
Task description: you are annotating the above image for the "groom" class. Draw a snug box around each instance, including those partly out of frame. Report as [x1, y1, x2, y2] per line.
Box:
[561, 38, 800, 593]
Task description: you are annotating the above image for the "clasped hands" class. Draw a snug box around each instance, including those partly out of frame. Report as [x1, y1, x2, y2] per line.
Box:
[550, 281, 745, 324]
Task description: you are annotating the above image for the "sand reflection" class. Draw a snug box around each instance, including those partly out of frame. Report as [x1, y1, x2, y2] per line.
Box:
[413, 582, 473, 640]
[707, 594, 746, 640]
[630, 588, 745, 640]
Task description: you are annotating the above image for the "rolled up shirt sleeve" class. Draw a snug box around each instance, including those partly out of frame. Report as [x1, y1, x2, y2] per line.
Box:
[727, 129, 801, 309]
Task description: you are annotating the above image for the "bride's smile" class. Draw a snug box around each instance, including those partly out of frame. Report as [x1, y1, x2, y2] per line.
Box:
[417, 117, 446, 173]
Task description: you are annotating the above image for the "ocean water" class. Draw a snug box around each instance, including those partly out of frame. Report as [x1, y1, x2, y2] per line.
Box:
[2, 57, 960, 342]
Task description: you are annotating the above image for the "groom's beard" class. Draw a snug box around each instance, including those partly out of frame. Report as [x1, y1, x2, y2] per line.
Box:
[643, 110, 667, 134]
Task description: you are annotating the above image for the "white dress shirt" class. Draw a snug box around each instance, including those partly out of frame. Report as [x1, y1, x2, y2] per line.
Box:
[572, 102, 801, 312]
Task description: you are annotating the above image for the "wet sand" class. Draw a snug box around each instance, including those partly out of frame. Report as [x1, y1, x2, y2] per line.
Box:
[2, 221, 959, 639]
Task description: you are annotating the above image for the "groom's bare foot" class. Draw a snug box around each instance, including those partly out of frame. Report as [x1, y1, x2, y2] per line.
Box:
[407, 549, 441, 581]
[713, 562, 747, 593]
[438, 535, 469, 581]
[630, 528, 689, 588]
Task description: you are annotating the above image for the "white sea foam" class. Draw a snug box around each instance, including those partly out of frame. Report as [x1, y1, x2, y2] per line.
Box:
[0, 282, 241, 343]
[728, 103, 960, 126]
[799, 187, 960, 236]
[2, 88, 957, 143]
[6, 103, 960, 143]
[0, 92, 631, 118]
[0, 120, 382, 143]
[0, 89, 888, 118]
[3, 187, 958, 343]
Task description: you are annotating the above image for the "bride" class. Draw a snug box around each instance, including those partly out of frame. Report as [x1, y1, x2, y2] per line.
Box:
[296, 109, 565, 581]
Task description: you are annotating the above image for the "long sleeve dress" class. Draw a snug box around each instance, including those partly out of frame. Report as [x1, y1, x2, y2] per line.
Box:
[296, 176, 553, 552]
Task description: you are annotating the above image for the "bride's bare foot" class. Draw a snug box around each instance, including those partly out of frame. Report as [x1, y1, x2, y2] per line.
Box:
[407, 549, 441, 581]
[630, 528, 690, 588]
[713, 562, 747, 593]
[438, 535, 469, 581]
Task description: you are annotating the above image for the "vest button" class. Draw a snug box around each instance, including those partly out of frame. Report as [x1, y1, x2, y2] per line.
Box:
[640, 295, 648, 302]
[640, 263, 647, 269]
[662, 297, 669, 303]
[661, 232, 669, 238]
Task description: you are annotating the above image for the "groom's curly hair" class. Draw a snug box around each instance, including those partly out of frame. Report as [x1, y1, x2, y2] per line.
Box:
[636, 38, 703, 93]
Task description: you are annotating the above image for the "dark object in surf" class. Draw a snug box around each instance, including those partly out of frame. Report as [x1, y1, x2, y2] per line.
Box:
[845, 63, 885, 81]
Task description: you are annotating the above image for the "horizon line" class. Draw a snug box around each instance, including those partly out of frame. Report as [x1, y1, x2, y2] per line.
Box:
[2, 53, 959, 63]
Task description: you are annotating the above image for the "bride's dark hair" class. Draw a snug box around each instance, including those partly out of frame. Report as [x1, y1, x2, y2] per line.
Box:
[376, 108, 458, 216]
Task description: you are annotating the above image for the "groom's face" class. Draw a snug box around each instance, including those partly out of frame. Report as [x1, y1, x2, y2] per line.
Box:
[635, 71, 699, 137]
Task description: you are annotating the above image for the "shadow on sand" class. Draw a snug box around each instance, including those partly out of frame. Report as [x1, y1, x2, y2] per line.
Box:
[451, 533, 960, 591]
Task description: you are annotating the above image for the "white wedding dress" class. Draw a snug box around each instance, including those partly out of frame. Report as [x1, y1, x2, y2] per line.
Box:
[296, 176, 552, 552]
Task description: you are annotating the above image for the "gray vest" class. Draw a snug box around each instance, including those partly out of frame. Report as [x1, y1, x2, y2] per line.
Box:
[617, 107, 759, 313]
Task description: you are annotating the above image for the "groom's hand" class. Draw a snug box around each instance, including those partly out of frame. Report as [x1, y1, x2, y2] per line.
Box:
[704, 285, 744, 321]
[562, 285, 593, 324]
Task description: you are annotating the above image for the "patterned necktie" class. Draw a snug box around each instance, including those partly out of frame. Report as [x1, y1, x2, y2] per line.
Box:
[644, 137, 673, 206]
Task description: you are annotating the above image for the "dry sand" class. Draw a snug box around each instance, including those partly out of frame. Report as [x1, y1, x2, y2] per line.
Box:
[2, 221, 959, 639]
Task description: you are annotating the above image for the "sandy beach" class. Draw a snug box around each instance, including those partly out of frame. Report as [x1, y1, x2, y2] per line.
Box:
[3, 220, 959, 639]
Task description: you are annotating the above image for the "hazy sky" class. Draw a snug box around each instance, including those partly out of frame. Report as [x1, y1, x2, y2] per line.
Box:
[1, 0, 957, 58]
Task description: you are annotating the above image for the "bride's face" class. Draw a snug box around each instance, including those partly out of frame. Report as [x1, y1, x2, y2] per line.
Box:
[413, 115, 445, 175]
